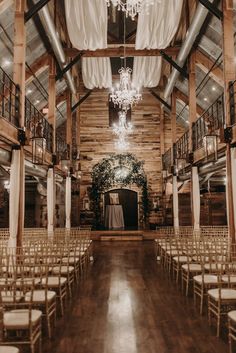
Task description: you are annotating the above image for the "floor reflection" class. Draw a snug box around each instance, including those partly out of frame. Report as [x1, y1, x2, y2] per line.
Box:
[107, 268, 137, 353]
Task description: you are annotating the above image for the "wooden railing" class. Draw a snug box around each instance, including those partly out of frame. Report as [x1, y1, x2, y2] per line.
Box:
[25, 97, 53, 153]
[0, 67, 20, 127]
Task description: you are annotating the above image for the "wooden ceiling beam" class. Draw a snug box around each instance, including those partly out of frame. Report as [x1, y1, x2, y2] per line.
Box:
[175, 88, 205, 117]
[195, 49, 223, 86]
[64, 46, 180, 58]
[25, 53, 49, 83]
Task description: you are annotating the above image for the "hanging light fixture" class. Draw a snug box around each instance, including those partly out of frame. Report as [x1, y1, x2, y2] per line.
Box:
[110, 12, 142, 111]
[112, 110, 133, 136]
[106, 0, 157, 20]
[115, 135, 130, 150]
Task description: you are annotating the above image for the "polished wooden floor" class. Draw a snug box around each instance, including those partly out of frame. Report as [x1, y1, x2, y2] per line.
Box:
[44, 241, 228, 353]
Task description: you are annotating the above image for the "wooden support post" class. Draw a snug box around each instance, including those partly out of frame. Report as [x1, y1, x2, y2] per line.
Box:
[76, 91, 81, 225]
[188, 50, 197, 227]
[222, 0, 236, 243]
[171, 89, 177, 164]
[66, 91, 72, 156]
[48, 56, 56, 153]
[12, 0, 26, 249]
[160, 107, 165, 224]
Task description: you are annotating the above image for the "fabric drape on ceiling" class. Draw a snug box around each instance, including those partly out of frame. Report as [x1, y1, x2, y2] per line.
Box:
[132, 56, 162, 88]
[8, 149, 25, 250]
[172, 175, 179, 229]
[133, 0, 183, 88]
[82, 57, 112, 89]
[135, 0, 183, 50]
[65, 176, 71, 230]
[192, 166, 200, 230]
[65, 0, 112, 89]
[64, 0, 108, 50]
[47, 167, 54, 236]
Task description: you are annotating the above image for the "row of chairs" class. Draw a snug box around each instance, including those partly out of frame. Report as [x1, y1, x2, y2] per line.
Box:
[0, 228, 93, 353]
[155, 226, 236, 353]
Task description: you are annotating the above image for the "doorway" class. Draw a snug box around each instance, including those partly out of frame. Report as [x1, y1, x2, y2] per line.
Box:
[104, 189, 138, 229]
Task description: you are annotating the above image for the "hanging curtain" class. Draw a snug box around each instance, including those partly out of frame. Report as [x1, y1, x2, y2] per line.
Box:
[135, 0, 184, 50]
[8, 149, 24, 250]
[192, 166, 200, 230]
[82, 57, 112, 89]
[65, 176, 71, 230]
[132, 56, 162, 88]
[47, 167, 54, 236]
[64, 0, 108, 50]
[65, 0, 112, 89]
[173, 175, 179, 229]
[133, 0, 183, 88]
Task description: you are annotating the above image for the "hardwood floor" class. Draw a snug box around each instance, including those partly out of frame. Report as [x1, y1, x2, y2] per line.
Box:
[43, 241, 228, 353]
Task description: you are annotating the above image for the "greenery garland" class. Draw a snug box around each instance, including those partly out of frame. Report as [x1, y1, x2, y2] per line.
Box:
[90, 153, 149, 228]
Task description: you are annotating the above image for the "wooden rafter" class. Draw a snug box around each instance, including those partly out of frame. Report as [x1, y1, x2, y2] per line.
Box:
[195, 49, 223, 86]
[25, 53, 49, 83]
[175, 88, 205, 117]
[64, 46, 180, 58]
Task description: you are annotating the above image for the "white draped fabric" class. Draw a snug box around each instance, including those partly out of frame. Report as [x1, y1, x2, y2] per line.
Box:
[8, 149, 24, 250]
[82, 57, 112, 89]
[64, 0, 108, 50]
[65, 0, 112, 89]
[231, 148, 236, 231]
[47, 168, 54, 236]
[173, 175, 179, 229]
[133, 0, 183, 88]
[192, 167, 200, 230]
[132, 56, 162, 88]
[135, 0, 183, 50]
[65, 176, 71, 230]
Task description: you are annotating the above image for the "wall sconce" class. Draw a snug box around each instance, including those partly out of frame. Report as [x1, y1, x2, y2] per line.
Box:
[203, 134, 218, 161]
[32, 120, 46, 164]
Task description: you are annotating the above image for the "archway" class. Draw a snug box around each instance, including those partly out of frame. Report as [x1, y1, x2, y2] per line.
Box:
[91, 153, 149, 229]
[104, 188, 138, 229]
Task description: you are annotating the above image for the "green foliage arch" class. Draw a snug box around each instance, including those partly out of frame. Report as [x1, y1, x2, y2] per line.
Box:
[90, 153, 149, 228]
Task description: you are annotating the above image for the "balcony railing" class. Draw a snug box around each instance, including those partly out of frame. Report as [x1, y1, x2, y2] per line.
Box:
[192, 93, 224, 151]
[25, 98, 53, 153]
[0, 67, 20, 127]
[162, 148, 172, 171]
[229, 80, 236, 126]
[56, 134, 68, 161]
[175, 130, 189, 159]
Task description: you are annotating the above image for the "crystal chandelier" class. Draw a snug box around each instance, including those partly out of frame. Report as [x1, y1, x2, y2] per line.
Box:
[110, 13, 142, 111]
[112, 110, 133, 136]
[115, 135, 130, 150]
[110, 68, 141, 112]
[106, 0, 157, 20]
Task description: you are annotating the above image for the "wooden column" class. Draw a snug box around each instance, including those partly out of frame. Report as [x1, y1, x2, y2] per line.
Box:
[13, 0, 26, 248]
[188, 51, 197, 151]
[66, 92, 72, 155]
[160, 106, 165, 223]
[222, 0, 236, 243]
[76, 91, 81, 225]
[188, 50, 197, 227]
[171, 90, 177, 146]
[48, 56, 56, 153]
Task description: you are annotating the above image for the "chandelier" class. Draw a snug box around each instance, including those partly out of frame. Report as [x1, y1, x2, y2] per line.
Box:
[112, 110, 133, 136]
[110, 67, 141, 112]
[110, 12, 142, 111]
[115, 135, 130, 150]
[106, 0, 157, 20]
